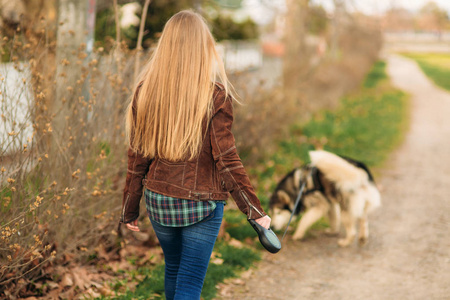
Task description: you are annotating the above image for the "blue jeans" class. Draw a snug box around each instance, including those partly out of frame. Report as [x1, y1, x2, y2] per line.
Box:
[149, 203, 224, 300]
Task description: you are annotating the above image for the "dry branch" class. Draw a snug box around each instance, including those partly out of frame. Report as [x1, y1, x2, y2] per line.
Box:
[134, 0, 151, 82]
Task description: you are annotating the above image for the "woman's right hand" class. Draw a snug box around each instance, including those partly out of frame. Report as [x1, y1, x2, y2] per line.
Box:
[254, 215, 271, 229]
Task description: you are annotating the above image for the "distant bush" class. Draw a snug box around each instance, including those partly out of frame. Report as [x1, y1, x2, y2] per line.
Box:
[211, 15, 259, 41]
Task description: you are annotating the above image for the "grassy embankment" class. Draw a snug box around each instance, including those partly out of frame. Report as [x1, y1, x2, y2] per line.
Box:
[401, 53, 450, 91]
[102, 61, 409, 300]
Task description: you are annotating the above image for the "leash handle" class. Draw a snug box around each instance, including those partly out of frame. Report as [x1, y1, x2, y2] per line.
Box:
[281, 181, 306, 242]
[248, 219, 281, 253]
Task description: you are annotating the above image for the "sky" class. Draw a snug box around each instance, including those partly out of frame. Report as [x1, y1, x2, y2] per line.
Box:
[240, 0, 450, 25]
[312, 0, 450, 15]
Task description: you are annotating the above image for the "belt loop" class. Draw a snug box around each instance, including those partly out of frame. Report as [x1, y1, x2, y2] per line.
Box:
[190, 191, 201, 200]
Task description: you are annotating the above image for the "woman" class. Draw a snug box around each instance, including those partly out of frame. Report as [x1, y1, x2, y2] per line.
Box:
[120, 10, 270, 300]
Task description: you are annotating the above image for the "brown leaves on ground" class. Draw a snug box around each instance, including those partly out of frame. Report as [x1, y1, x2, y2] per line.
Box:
[216, 269, 255, 298]
[1, 228, 164, 299]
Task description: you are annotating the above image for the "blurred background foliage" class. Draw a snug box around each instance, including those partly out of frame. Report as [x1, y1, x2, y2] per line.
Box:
[95, 0, 195, 49]
[210, 16, 258, 41]
[94, 0, 260, 50]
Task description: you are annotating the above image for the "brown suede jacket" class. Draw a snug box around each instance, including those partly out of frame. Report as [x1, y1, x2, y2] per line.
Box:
[120, 83, 267, 224]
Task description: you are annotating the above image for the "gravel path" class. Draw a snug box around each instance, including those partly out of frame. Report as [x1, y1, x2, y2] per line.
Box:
[217, 55, 450, 300]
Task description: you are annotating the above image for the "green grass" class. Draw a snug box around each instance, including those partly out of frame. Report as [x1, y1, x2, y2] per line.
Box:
[224, 209, 258, 241]
[363, 60, 388, 88]
[402, 53, 450, 91]
[297, 61, 407, 165]
[102, 265, 165, 300]
[300, 89, 407, 165]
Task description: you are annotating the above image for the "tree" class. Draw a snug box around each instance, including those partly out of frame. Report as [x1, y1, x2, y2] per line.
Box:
[417, 1, 449, 37]
[283, 0, 309, 105]
[95, 0, 196, 49]
[307, 4, 328, 35]
[330, 0, 345, 59]
[383, 8, 415, 31]
[210, 15, 259, 41]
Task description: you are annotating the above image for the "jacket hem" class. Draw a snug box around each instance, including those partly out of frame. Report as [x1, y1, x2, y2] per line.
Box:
[144, 180, 229, 201]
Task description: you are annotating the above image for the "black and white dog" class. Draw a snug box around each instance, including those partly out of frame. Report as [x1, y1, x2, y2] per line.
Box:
[269, 150, 381, 247]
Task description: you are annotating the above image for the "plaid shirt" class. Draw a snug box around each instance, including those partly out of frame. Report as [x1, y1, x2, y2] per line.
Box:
[145, 189, 225, 227]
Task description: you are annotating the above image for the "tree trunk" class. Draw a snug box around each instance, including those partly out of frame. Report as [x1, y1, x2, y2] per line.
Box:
[134, 0, 152, 83]
[330, 0, 345, 60]
[283, 0, 309, 106]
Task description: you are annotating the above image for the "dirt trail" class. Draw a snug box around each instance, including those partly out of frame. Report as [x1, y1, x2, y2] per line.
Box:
[217, 55, 450, 300]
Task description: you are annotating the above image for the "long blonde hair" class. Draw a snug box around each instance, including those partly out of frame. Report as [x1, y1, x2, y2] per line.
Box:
[126, 10, 232, 161]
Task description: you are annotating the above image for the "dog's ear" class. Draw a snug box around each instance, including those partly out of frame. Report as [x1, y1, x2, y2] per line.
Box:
[293, 168, 302, 189]
[277, 190, 291, 205]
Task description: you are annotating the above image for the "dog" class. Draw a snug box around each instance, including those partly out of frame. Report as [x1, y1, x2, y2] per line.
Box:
[269, 150, 381, 247]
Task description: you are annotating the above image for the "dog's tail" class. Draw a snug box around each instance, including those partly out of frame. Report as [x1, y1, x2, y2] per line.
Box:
[309, 150, 369, 192]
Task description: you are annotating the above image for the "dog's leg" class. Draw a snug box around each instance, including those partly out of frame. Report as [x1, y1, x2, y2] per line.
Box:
[358, 202, 370, 245]
[292, 205, 327, 240]
[325, 202, 340, 235]
[338, 210, 356, 247]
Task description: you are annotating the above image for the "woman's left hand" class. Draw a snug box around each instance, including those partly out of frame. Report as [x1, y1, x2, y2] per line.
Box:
[126, 219, 140, 232]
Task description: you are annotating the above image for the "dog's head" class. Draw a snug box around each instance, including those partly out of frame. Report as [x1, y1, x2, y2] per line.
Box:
[269, 167, 315, 231]
[270, 189, 294, 231]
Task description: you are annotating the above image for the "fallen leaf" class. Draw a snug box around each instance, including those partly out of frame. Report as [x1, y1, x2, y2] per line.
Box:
[46, 280, 59, 290]
[71, 266, 90, 289]
[211, 257, 224, 265]
[80, 288, 101, 298]
[60, 273, 73, 287]
[233, 278, 245, 285]
[109, 259, 132, 272]
[229, 238, 244, 248]
[98, 284, 113, 297]
[94, 245, 110, 261]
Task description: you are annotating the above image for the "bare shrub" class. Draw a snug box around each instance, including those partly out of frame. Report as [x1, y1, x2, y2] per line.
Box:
[0, 21, 154, 293]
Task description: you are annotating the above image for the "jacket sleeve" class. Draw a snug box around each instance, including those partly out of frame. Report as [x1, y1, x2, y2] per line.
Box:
[120, 147, 152, 223]
[210, 91, 266, 220]
[120, 83, 152, 224]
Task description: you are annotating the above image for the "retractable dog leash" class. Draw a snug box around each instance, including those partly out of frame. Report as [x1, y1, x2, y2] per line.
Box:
[248, 180, 307, 253]
[281, 181, 306, 241]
